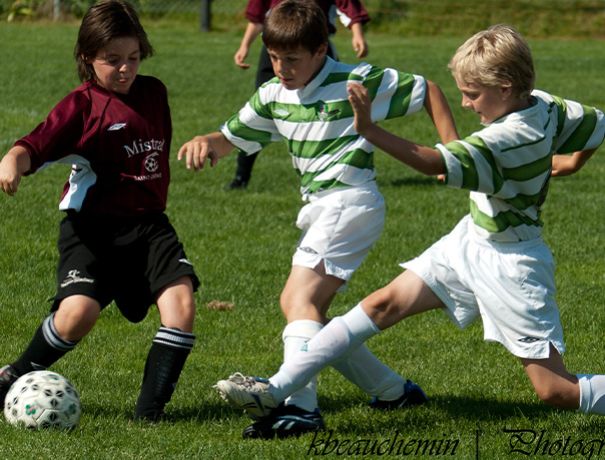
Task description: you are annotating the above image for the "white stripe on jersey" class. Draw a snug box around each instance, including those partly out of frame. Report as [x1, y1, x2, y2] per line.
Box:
[56, 155, 97, 212]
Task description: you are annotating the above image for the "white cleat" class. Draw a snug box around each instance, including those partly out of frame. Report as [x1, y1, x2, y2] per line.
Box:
[214, 372, 278, 418]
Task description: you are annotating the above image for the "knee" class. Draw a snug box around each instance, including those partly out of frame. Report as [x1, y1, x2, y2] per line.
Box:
[166, 299, 196, 332]
[55, 297, 101, 340]
[279, 290, 322, 322]
[159, 295, 196, 332]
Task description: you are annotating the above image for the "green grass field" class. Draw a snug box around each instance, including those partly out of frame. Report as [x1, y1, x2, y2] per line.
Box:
[0, 21, 604, 459]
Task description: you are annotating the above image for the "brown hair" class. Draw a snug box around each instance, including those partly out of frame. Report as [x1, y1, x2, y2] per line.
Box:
[262, 0, 328, 54]
[448, 24, 535, 99]
[74, 0, 153, 82]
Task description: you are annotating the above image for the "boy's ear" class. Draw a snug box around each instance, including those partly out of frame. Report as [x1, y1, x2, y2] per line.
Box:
[315, 42, 328, 57]
[501, 83, 514, 100]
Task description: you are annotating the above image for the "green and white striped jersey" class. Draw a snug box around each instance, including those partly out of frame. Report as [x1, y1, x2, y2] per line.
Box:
[220, 57, 427, 197]
[437, 89, 605, 242]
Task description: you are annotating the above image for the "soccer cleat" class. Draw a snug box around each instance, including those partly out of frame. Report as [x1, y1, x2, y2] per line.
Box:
[225, 176, 248, 190]
[242, 404, 325, 439]
[214, 372, 278, 418]
[369, 379, 428, 410]
[0, 365, 19, 408]
[133, 404, 166, 423]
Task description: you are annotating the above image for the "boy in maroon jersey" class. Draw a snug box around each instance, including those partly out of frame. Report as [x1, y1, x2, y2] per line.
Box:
[0, 0, 199, 422]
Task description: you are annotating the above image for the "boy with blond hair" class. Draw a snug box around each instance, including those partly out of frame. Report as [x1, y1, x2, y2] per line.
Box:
[215, 24, 605, 425]
[180, 0, 458, 438]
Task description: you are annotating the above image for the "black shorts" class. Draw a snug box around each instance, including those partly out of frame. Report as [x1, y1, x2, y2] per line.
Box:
[53, 212, 200, 323]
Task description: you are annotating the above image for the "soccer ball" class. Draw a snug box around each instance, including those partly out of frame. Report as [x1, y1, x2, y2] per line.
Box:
[4, 370, 81, 429]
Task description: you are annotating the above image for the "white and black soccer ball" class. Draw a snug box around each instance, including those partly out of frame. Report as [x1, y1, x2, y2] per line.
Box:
[3, 370, 81, 429]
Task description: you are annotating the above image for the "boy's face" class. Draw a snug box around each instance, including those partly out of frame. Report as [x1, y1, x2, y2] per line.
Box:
[267, 44, 328, 90]
[455, 78, 515, 125]
[88, 36, 141, 94]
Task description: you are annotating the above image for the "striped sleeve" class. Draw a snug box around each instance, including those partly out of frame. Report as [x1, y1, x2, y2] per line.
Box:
[363, 67, 426, 122]
[220, 90, 281, 154]
[533, 89, 605, 153]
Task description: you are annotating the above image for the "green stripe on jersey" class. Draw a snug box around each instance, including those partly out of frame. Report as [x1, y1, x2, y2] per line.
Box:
[288, 135, 359, 159]
[222, 58, 426, 196]
[502, 152, 551, 181]
[557, 105, 598, 153]
[470, 200, 542, 234]
[320, 72, 363, 87]
[225, 116, 273, 146]
[445, 141, 478, 190]
[362, 66, 385, 100]
[386, 73, 418, 119]
[464, 136, 503, 192]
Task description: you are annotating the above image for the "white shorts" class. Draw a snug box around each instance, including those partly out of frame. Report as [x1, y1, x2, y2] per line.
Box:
[401, 215, 565, 359]
[292, 182, 385, 281]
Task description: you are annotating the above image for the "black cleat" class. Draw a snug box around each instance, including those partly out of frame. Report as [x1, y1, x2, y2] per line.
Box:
[242, 404, 325, 439]
[225, 176, 249, 190]
[370, 379, 428, 410]
[0, 365, 19, 408]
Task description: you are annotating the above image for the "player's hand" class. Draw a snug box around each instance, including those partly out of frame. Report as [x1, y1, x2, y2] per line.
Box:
[0, 154, 23, 196]
[347, 82, 373, 135]
[352, 36, 368, 58]
[177, 136, 219, 171]
[234, 46, 250, 69]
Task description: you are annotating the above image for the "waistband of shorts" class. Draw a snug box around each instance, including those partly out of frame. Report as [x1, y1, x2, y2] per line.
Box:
[64, 210, 167, 227]
[302, 181, 379, 202]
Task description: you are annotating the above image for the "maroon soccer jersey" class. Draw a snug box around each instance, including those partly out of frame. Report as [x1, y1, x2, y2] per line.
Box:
[16, 75, 171, 216]
[245, 0, 369, 33]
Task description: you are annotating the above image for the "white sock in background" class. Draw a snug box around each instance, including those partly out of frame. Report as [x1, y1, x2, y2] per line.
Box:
[577, 374, 605, 414]
[332, 344, 405, 401]
[282, 320, 322, 412]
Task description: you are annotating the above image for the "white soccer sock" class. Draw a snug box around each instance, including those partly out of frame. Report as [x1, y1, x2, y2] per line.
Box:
[332, 344, 405, 400]
[281, 320, 323, 412]
[577, 374, 605, 414]
[269, 304, 380, 403]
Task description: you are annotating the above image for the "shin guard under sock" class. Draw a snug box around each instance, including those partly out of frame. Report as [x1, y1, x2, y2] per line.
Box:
[134, 327, 195, 421]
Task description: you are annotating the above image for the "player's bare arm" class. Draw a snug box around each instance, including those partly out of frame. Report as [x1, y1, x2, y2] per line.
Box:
[551, 149, 596, 177]
[0, 145, 31, 196]
[177, 132, 235, 172]
[347, 82, 445, 176]
[350, 22, 368, 58]
[424, 79, 459, 144]
[234, 22, 263, 69]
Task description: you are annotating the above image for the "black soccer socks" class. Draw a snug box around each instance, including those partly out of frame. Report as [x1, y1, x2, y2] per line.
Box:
[134, 326, 195, 421]
[11, 313, 78, 376]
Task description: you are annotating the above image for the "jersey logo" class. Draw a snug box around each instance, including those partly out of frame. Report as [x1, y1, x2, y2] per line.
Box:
[317, 101, 340, 121]
[108, 122, 127, 131]
[144, 153, 160, 173]
[179, 258, 193, 266]
[274, 108, 290, 118]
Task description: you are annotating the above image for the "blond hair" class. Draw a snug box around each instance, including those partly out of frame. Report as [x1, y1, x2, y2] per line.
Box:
[448, 24, 535, 99]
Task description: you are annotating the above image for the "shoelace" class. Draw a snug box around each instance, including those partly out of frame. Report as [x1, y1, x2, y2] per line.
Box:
[229, 373, 263, 390]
